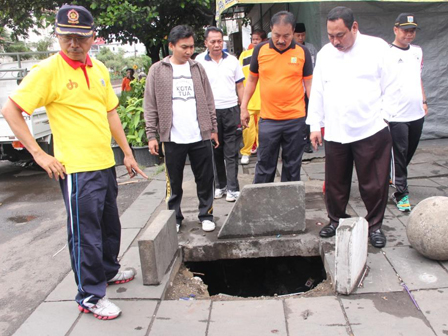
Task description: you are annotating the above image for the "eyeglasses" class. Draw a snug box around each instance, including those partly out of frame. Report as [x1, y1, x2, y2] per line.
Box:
[58, 35, 92, 44]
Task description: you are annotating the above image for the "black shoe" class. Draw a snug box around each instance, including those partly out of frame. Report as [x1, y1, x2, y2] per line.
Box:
[319, 223, 337, 238]
[369, 229, 386, 248]
[304, 143, 313, 154]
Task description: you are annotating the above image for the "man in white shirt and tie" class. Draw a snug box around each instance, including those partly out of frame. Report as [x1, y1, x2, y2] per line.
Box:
[307, 6, 396, 248]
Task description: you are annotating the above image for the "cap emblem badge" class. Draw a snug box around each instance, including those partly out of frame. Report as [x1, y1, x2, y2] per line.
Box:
[67, 9, 80, 24]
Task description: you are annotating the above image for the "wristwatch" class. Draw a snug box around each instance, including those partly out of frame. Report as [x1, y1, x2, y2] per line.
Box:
[423, 101, 427, 104]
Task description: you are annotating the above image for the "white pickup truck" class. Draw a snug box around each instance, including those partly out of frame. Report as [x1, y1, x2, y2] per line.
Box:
[0, 52, 55, 161]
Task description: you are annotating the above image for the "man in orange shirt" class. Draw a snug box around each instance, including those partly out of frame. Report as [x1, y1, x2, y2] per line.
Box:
[241, 11, 313, 183]
[121, 68, 135, 92]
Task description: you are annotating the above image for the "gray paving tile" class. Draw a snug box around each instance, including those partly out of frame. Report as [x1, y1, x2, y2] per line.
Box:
[408, 162, 448, 179]
[14, 301, 79, 336]
[385, 203, 411, 226]
[70, 300, 157, 336]
[347, 200, 367, 218]
[341, 293, 434, 336]
[149, 300, 211, 336]
[407, 185, 448, 205]
[208, 299, 287, 336]
[45, 272, 76, 302]
[119, 228, 140, 258]
[440, 260, 448, 271]
[382, 214, 410, 247]
[108, 246, 178, 300]
[384, 246, 448, 290]
[285, 296, 349, 335]
[430, 176, 448, 188]
[353, 251, 403, 294]
[407, 178, 440, 187]
[435, 160, 448, 170]
[414, 288, 448, 336]
[121, 179, 165, 229]
[45, 246, 176, 302]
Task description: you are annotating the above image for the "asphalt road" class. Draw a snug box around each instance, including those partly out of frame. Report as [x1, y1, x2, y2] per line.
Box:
[0, 160, 150, 336]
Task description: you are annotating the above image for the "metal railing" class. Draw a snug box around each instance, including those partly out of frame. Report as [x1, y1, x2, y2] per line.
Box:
[0, 51, 59, 81]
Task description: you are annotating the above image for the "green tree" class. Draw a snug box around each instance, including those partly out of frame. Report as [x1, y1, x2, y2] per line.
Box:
[0, 1, 57, 40]
[75, 0, 215, 63]
[1, 0, 216, 64]
[1, 30, 33, 60]
[31, 36, 56, 59]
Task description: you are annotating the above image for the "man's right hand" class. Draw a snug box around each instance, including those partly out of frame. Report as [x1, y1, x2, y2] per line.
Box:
[34, 151, 66, 180]
[310, 131, 323, 151]
[241, 107, 250, 128]
[148, 139, 159, 156]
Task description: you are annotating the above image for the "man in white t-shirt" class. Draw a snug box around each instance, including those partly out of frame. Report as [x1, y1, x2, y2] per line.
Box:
[144, 25, 218, 233]
[387, 13, 427, 212]
[196, 27, 245, 202]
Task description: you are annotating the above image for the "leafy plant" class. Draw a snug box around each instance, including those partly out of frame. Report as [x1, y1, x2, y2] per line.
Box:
[118, 77, 148, 147]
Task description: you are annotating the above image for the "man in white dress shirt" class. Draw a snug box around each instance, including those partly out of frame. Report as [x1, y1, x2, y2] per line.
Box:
[307, 6, 395, 248]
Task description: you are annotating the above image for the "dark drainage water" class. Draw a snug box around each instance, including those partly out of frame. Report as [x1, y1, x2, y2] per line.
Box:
[185, 256, 326, 297]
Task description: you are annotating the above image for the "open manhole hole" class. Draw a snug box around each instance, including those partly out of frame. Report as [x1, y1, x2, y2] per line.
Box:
[182, 256, 326, 298]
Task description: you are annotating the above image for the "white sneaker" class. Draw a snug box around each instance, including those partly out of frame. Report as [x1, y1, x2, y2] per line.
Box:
[108, 268, 136, 284]
[176, 224, 180, 233]
[241, 155, 250, 165]
[214, 187, 226, 199]
[78, 297, 121, 320]
[201, 220, 216, 232]
[226, 190, 240, 202]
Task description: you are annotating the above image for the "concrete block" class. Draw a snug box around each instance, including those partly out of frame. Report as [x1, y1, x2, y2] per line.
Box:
[138, 210, 178, 285]
[218, 182, 306, 239]
[335, 217, 368, 295]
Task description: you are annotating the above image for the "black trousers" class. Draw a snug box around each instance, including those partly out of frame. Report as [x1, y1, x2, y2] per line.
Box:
[214, 106, 242, 191]
[390, 117, 425, 200]
[163, 140, 214, 224]
[324, 127, 392, 232]
[304, 96, 311, 146]
[59, 167, 121, 305]
[254, 117, 307, 183]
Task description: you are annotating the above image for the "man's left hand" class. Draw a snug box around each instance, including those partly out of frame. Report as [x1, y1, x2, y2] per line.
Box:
[124, 155, 149, 179]
[423, 103, 428, 116]
[211, 132, 219, 148]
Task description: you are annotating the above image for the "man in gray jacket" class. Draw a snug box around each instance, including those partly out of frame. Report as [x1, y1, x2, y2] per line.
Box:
[144, 25, 218, 233]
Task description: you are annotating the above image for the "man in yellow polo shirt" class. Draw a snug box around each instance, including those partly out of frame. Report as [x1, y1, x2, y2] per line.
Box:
[239, 29, 267, 165]
[1, 4, 146, 320]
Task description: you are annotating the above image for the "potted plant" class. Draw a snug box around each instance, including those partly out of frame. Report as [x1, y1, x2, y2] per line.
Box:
[118, 78, 160, 167]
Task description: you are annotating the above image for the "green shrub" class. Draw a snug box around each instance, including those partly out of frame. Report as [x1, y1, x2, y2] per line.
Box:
[118, 77, 148, 147]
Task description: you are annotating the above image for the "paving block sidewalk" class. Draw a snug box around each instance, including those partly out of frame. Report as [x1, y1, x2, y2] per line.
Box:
[13, 139, 448, 336]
